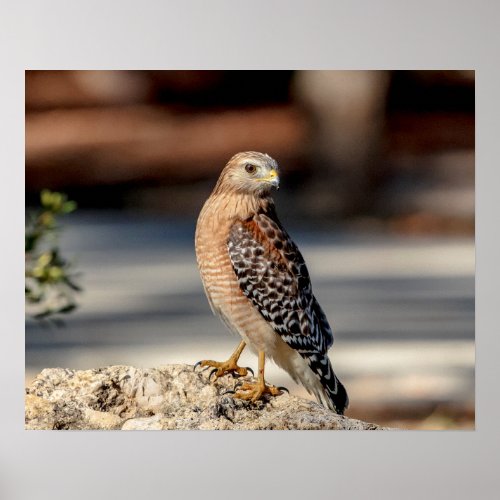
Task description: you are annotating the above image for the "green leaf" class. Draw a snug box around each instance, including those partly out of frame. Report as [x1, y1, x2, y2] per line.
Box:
[57, 303, 77, 314]
[40, 189, 53, 208]
[33, 309, 54, 319]
[63, 277, 83, 292]
[62, 200, 77, 213]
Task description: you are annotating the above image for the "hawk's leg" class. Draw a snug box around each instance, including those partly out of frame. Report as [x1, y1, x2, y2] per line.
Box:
[194, 340, 252, 381]
[233, 351, 284, 402]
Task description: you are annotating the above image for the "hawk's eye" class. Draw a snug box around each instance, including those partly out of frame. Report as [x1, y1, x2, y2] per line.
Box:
[245, 164, 256, 174]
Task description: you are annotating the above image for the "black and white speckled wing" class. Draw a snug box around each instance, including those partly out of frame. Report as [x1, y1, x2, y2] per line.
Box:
[227, 207, 348, 413]
[228, 211, 333, 353]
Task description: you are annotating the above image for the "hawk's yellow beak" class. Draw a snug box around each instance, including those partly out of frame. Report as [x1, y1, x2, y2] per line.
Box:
[261, 169, 280, 189]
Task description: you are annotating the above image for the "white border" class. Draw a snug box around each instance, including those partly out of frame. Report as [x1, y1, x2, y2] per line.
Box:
[2, 1, 498, 499]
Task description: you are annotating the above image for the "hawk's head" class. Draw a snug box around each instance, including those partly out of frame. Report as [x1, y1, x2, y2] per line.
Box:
[217, 151, 280, 195]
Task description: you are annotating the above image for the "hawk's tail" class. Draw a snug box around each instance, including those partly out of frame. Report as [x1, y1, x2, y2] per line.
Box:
[321, 368, 349, 415]
[274, 346, 349, 415]
[307, 355, 349, 415]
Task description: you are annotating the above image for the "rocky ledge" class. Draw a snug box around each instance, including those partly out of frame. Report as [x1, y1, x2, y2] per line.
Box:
[25, 364, 385, 430]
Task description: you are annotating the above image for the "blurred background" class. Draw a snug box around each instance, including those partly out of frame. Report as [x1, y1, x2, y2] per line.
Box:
[25, 70, 474, 429]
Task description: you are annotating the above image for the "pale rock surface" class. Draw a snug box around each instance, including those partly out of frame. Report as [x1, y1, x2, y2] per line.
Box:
[25, 364, 385, 430]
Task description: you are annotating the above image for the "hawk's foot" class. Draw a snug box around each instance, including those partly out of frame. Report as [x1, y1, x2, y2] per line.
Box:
[194, 358, 253, 382]
[231, 380, 287, 403]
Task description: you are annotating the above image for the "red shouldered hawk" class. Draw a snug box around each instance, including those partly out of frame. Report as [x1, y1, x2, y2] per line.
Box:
[195, 152, 348, 414]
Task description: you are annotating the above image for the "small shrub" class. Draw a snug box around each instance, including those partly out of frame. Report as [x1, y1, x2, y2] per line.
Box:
[25, 190, 82, 321]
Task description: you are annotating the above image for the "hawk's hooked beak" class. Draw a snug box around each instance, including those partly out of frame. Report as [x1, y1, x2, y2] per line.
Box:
[262, 169, 280, 190]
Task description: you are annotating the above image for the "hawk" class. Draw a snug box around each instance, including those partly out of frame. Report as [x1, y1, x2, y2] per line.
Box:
[195, 152, 348, 414]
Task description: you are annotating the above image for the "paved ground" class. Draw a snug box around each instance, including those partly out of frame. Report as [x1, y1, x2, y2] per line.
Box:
[25, 212, 475, 423]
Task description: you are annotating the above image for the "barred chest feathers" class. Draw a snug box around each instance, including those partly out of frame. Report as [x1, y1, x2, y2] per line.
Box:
[195, 192, 279, 352]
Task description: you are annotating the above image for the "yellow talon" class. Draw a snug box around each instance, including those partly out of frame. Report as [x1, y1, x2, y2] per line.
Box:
[233, 380, 283, 402]
[195, 341, 249, 381]
[197, 345, 285, 403]
[232, 351, 284, 403]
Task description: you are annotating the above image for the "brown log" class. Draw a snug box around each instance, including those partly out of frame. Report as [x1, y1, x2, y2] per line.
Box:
[26, 105, 307, 189]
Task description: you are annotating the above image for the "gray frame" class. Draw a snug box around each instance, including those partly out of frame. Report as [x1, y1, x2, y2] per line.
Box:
[3, 1, 498, 498]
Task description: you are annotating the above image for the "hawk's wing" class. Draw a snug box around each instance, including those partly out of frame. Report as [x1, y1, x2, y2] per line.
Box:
[227, 208, 334, 355]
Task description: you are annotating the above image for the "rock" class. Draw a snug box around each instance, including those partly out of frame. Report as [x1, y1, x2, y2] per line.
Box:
[25, 364, 385, 430]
